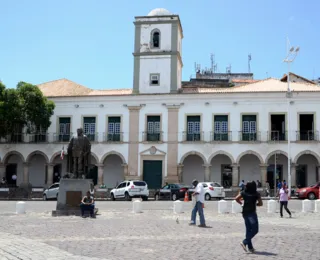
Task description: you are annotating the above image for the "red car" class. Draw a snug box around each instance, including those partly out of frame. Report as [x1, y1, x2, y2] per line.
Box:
[295, 182, 320, 200]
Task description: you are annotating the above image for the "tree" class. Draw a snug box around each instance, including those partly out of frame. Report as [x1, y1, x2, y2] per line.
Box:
[0, 81, 55, 139]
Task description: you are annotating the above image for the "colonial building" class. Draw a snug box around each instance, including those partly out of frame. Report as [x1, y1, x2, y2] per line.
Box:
[1, 8, 320, 190]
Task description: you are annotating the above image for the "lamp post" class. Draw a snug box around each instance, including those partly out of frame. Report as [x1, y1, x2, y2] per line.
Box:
[283, 38, 299, 195]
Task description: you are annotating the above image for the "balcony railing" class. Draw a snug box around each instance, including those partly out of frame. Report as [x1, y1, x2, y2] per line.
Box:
[182, 131, 204, 142]
[268, 131, 287, 142]
[29, 133, 49, 143]
[239, 131, 261, 142]
[296, 130, 319, 141]
[210, 131, 232, 142]
[0, 133, 25, 143]
[53, 133, 73, 142]
[142, 131, 163, 142]
[84, 132, 99, 142]
[103, 132, 123, 142]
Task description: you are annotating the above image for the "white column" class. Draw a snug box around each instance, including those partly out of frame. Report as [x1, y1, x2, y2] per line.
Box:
[23, 163, 29, 184]
[291, 163, 297, 187]
[177, 164, 183, 183]
[259, 164, 268, 187]
[203, 164, 211, 182]
[97, 164, 104, 186]
[47, 164, 54, 186]
[232, 164, 239, 187]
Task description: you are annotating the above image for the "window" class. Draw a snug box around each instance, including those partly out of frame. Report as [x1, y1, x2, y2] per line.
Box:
[214, 115, 229, 141]
[107, 116, 121, 141]
[186, 115, 201, 141]
[59, 117, 71, 142]
[83, 117, 96, 141]
[241, 115, 257, 141]
[150, 74, 160, 86]
[152, 30, 160, 48]
[146, 115, 161, 141]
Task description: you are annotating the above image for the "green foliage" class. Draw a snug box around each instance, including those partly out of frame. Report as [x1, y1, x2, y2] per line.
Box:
[0, 81, 55, 138]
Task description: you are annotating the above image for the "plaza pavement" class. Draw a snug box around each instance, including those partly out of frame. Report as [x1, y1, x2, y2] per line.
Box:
[0, 200, 319, 260]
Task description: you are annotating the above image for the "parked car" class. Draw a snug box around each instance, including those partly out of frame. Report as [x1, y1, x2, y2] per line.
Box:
[188, 182, 225, 200]
[154, 183, 192, 201]
[110, 180, 149, 201]
[295, 182, 320, 200]
[43, 183, 59, 200]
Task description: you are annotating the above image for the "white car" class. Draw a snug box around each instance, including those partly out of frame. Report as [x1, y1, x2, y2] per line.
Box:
[189, 182, 225, 201]
[110, 180, 149, 201]
[43, 183, 59, 200]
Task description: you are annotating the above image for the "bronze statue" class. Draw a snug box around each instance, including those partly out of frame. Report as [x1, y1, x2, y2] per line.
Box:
[67, 128, 91, 179]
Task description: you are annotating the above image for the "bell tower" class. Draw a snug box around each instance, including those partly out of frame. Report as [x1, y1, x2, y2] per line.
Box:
[132, 8, 183, 94]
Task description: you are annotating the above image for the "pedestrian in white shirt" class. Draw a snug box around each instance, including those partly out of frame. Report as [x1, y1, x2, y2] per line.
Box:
[189, 179, 206, 227]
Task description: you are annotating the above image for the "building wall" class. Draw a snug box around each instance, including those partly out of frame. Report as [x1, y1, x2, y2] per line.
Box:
[139, 24, 172, 52]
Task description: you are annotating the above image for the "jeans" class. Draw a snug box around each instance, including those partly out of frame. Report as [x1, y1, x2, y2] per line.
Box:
[80, 203, 94, 217]
[280, 201, 291, 217]
[243, 212, 259, 250]
[191, 201, 205, 225]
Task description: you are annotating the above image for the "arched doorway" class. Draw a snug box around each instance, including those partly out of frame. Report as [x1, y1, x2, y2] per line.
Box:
[237, 151, 263, 185]
[209, 152, 234, 188]
[26, 152, 49, 187]
[102, 153, 124, 188]
[87, 154, 98, 185]
[3, 151, 25, 187]
[295, 151, 320, 187]
[266, 151, 288, 189]
[181, 152, 206, 185]
[50, 152, 68, 179]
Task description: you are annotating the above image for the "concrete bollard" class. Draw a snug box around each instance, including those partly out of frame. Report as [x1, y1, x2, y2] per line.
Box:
[16, 201, 26, 214]
[173, 200, 183, 214]
[132, 200, 142, 213]
[302, 199, 312, 213]
[267, 200, 276, 213]
[315, 200, 320, 213]
[218, 200, 228, 214]
[231, 200, 242, 213]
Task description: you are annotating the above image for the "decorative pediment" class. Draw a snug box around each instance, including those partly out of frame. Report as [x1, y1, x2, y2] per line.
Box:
[140, 146, 166, 156]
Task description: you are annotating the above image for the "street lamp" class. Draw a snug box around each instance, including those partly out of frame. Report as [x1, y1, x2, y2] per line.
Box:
[283, 38, 300, 195]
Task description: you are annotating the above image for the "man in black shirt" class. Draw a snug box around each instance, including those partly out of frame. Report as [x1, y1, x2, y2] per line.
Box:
[235, 181, 263, 253]
[80, 191, 95, 218]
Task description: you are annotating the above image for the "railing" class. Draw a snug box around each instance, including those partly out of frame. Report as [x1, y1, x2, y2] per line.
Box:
[268, 131, 287, 142]
[84, 132, 99, 142]
[238, 131, 261, 142]
[0, 133, 25, 143]
[296, 130, 319, 141]
[103, 132, 123, 142]
[53, 133, 73, 142]
[182, 131, 204, 142]
[142, 131, 163, 142]
[210, 131, 232, 142]
[29, 133, 49, 143]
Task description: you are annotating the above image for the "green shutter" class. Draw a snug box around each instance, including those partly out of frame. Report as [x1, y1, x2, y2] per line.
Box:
[242, 115, 256, 122]
[147, 116, 160, 122]
[187, 116, 200, 122]
[214, 115, 228, 122]
[108, 117, 121, 123]
[83, 117, 96, 124]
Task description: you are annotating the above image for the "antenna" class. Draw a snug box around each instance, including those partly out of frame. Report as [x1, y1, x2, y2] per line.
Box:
[226, 64, 231, 73]
[210, 53, 214, 73]
[248, 54, 252, 73]
[194, 62, 201, 73]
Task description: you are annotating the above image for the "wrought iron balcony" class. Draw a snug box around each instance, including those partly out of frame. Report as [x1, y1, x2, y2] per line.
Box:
[29, 133, 49, 143]
[84, 132, 99, 142]
[0, 133, 25, 143]
[104, 132, 123, 142]
[296, 130, 319, 141]
[238, 131, 261, 142]
[182, 131, 204, 142]
[53, 133, 73, 143]
[268, 131, 287, 142]
[142, 131, 163, 142]
[210, 131, 232, 142]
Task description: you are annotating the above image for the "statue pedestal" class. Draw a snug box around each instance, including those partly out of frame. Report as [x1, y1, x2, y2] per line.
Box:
[52, 179, 98, 217]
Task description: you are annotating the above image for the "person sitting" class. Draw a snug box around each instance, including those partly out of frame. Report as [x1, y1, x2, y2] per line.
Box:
[80, 191, 95, 218]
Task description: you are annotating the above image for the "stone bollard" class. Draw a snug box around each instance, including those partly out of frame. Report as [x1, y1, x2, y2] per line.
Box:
[315, 200, 320, 213]
[267, 200, 276, 213]
[231, 200, 242, 213]
[218, 200, 228, 214]
[16, 201, 26, 214]
[132, 200, 142, 213]
[173, 200, 183, 214]
[302, 199, 312, 213]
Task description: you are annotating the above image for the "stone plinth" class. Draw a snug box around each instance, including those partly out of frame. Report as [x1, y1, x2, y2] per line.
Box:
[52, 179, 97, 217]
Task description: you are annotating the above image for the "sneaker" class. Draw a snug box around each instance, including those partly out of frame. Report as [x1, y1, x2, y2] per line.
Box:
[240, 242, 247, 252]
[198, 224, 207, 228]
[289, 214, 292, 218]
[248, 248, 255, 253]
[189, 223, 196, 226]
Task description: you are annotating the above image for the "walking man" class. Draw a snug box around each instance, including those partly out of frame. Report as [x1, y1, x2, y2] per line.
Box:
[278, 183, 292, 218]
[189, 179, 206, 228]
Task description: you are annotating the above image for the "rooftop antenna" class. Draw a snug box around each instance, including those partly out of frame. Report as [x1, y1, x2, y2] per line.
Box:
[210, 53, 215, 73]
[226, 64, 231, 73]
[248, 54, 252, 73]
[194, 62, 201, 73]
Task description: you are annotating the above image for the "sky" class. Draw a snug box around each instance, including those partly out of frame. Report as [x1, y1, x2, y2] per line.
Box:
[0, 0, 319, 89]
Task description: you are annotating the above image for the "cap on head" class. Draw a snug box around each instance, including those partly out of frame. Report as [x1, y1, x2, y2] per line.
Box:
[192, 179, 198, 186]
